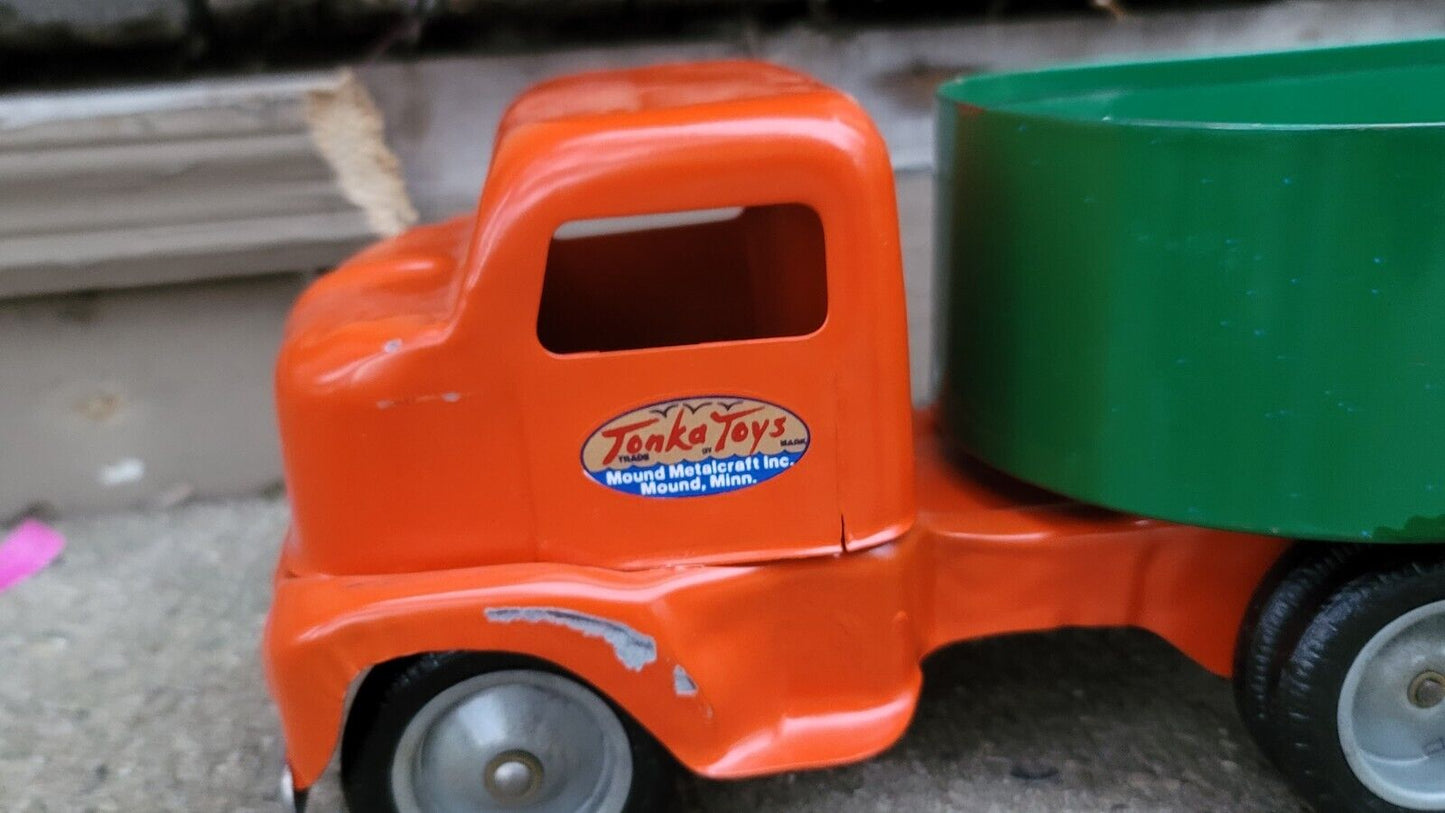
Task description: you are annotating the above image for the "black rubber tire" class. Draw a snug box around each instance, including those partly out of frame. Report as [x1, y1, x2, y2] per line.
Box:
[1274, 558, 1445, 813]
[1232, 543, 1370, 764]
[341, 651, 675, 813]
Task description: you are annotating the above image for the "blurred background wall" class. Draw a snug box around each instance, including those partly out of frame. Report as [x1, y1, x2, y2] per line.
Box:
[3, 0, 1444, 518]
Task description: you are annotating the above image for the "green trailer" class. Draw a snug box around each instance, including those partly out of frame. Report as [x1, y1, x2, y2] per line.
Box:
[936, 38, 1445, 543]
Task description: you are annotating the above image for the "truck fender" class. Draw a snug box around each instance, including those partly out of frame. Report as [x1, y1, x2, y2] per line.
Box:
[264, 554, 924, 791]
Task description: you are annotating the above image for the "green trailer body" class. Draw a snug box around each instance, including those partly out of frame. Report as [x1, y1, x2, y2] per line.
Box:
[935, 39, 1445, 542]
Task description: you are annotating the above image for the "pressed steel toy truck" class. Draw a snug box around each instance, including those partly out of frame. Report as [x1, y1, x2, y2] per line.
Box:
[267, 42, 1445, 813]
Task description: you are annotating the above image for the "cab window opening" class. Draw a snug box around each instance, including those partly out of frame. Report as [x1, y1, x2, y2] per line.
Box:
[537, 203, 828, 354]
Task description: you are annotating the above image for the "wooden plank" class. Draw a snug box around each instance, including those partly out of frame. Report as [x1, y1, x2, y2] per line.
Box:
[0, 70, 416, 298]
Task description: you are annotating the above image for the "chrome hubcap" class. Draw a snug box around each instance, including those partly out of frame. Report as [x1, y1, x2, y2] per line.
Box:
[391, 669, 633, 813]
[1338, 599, 1445, 810]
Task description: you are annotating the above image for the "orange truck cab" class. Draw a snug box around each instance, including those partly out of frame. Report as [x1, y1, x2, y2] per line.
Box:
[274, 62, 912, 578]
[265, 61, 1428, 813]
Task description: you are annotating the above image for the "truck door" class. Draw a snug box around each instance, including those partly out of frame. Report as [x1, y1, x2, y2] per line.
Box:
[520, 203, 843, 568]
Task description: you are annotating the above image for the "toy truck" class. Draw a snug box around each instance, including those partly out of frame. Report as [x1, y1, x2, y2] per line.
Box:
[265, 41, 1445, 813]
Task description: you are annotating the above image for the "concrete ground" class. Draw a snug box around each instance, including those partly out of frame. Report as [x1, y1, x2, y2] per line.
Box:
[0, 498, 1309, 812]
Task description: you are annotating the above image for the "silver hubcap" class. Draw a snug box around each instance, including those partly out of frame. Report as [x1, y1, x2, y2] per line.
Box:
[391, 669, 633, 813]
[1338, 599, 1445, 810]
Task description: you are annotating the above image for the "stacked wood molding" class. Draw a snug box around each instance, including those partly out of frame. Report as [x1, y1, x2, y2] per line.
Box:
[0, 70, 416, 298]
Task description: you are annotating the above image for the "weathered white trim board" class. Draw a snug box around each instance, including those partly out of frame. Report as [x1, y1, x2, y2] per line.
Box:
[0, 71, 415, 298]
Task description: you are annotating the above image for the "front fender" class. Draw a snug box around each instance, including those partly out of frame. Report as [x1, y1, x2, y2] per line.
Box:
[264, 549, 922, 790]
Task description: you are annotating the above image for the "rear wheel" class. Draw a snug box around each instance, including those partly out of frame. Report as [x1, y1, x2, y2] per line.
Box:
[342, 652, 674, 813]
[1274, 559, 1445, 813]
[1233, 544, 1369, 762]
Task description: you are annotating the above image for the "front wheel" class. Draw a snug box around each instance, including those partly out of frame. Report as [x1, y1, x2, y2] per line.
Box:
[1274, 560, 1445, 813]
[341, 652, 674, 813]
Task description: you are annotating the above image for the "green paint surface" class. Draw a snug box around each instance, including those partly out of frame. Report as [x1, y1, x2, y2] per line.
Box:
[935, 39, 1445, 541]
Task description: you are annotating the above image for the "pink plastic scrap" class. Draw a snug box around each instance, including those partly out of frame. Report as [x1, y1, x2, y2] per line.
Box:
[0, 519, 65, 592]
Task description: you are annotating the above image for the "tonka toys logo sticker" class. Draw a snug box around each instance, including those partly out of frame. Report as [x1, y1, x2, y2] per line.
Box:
[582, 396, 810, 498]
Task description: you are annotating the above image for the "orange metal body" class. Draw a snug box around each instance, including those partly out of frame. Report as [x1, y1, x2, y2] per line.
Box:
[265, 62, 1289, 792]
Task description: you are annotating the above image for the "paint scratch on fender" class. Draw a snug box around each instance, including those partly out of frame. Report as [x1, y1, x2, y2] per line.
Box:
[672, 665, 698, 697]
[484, 606, 657, 672]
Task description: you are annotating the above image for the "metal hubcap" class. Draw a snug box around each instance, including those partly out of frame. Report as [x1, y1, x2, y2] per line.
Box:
[1338, 599, 1445, 810]
[391, 669, 633, 813]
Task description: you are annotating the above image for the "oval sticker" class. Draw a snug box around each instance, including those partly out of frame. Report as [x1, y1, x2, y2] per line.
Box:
[582, 396, 810, 498]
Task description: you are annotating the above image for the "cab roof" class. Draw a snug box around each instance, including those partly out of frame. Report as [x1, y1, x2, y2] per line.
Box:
[496, 60, 833, 140]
